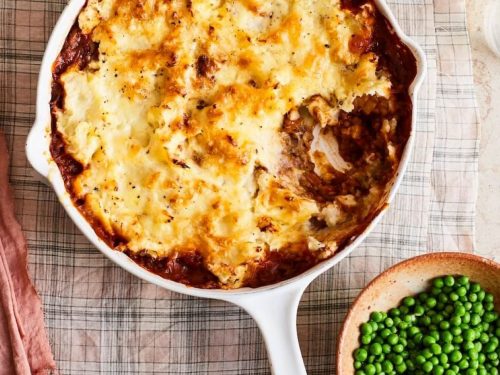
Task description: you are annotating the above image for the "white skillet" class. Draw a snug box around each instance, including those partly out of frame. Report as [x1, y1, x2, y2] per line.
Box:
[26, 0, 426, 373]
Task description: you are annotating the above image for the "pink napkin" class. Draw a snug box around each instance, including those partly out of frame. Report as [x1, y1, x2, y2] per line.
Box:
[0, 132, 55, 375]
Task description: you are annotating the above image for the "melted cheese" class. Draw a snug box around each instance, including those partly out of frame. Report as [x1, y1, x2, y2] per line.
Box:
[56, 0, 391, 287]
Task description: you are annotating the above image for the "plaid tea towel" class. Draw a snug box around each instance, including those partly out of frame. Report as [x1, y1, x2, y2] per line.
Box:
[0, 0, 479, 373]
[0, 132, 55, 375]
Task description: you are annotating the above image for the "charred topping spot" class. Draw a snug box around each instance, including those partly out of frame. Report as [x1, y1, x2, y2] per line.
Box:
[166, 51, 177, 68]
[172, 159, 190, 169]
[196, 54, 216, 78]
[196, 100, 209, 109]
[257, 217, 278, 233]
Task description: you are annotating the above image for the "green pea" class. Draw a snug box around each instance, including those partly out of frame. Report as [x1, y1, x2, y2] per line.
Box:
[453, 335, 463, 345]
[438, 293, 449, 304]
[477, 290, 485, 301]
[485, 293, 494, 303]
[440, 353, 449, 364]
[407, 326, 419, 337]
[393, 354, 404, 365]
[380, 328, 391, 338]
[450, 350, 462, 363]
[463, 312, 471, 324]
[415, 305, 425, 316]
[361, 335, 371, 345]
[369, 321, 378, 332]
[457, 275, 469, 285]
[488, 351, 498, 360]
[361, 323, 373, 335]
[389, 308, 400, 317]
[403, 315, 414, 324]
[423, 335, 437, 346]
[423, 361, 434, 373]
[443, 343, 454, 354]
[426, 297, 437, 309]
[450, 316, 462, 326]
[403, 296, 415, 307]
[455, 304, 466, 317]
[478, 353, 485, 363]
[458, 358, 469, 369]
[479, 332, 489, 344]
[484, 311, 497, 323]
[444, 276, 455, 287]
[472, 303, 483, 314]
[456, 287, 467, 297]
[369, 343, 382, 355]
[355, 348, 368, 362]
[382, 344, 391, 354]
[463, 341, 475, 351]
[381, 360, 393, 372]
[441, 331, 453, 343]
[434, 365, 445, 375]
[395, 362, 407, 373]
[464, 328, 476, 341]
[386, 333, 398, 346]
[423, 348, 433, 359]
[434, 278, 444, 289]
[384, 317, 394, 327]
[431, 343, 442, 355]
[471, 283, 481, 293]
[370, 311, 383, 322]
[471, 314, 481, 326]
[364, 364, 376, 375]
[416, 355, 426, 365]
[393, 344, 404, 353]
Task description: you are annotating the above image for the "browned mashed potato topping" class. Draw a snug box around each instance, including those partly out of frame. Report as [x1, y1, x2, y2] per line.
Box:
[50, 0, 417, 288]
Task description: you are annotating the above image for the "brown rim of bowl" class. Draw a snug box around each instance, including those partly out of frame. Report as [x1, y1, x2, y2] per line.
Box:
[335, 251, 500, 373]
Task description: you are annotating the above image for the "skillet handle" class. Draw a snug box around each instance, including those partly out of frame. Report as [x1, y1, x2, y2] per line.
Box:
[224, 277, 314, 375]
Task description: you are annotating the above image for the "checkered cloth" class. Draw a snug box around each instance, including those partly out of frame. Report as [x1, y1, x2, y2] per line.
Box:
[0, 0, 479, 373]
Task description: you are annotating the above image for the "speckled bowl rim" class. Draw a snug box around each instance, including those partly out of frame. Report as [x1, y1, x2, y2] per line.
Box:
[336, 251, 500, 373]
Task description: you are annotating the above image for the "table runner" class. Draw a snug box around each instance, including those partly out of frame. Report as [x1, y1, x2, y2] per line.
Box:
[0, 0, 479, 373]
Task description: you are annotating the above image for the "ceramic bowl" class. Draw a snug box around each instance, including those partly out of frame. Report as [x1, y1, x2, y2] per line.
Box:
[337, 252, 500, 374]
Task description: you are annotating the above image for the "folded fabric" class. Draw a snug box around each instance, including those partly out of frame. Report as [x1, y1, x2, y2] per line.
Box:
[0, 132, 55, 375]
